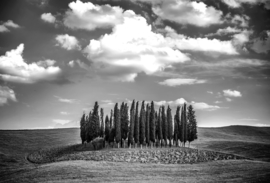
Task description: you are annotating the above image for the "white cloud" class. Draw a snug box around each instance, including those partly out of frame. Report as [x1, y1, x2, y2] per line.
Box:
[165, 26, 238, 54]
[60, 111, 69, 115]
[41, 13, 56, 23]
[222, 0, 270, 9]
[155, 97, 220, 111]
[151, 0, 223, 27]
[215, 101, 222, 104]
[37, 59, 56, 67]
[0, 20, 20, 32]
[223, 89, 242, 97]
[83, 10, 190, 82]
[0, 86, 17, 106]
[0, 44, 61, 84]
[159, 78, 207, 87]
[226, 98, 232, 102]
[53, 119, 70, 125]
[64, 0, 124, 31]
[253, 123, 270, 127]
[207, 91, 213, 94]
[68, 60, 75, 67]
[55, 34, 81, 50]
[190, 101, 221, 111]
[207, 26, 242, 37]
[54, 95, 76, 103]
[226, 14, 250, 27]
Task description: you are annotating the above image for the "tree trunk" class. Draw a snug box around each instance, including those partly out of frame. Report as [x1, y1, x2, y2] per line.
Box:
[117, 143, 119, 148]
[140, 144, 142, 149]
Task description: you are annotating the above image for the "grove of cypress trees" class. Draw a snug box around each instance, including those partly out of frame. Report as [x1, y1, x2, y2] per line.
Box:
[80, 113, 86, 144]
[187, 105, 198, 147]
[145, 104, 150, 147]
[167, 105, 173, 147]
[114, 103, 121, 148]
[105, 115, 110, 143]
[100, 108, 104, 138]
[134, 101, 140, 148]
[139, 101, 146, 148]
[150, 101, 156, 148]
[162, 106, 167, 147]
[128, 100, 135, 148]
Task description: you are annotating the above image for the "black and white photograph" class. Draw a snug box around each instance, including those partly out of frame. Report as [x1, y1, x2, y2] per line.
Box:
[0, 0, 270, 182]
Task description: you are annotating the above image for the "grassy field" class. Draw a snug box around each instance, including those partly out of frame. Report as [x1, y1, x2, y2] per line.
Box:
[0, 126, 270, 182]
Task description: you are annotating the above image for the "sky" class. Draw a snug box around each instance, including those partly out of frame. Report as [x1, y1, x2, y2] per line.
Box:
[0, 0, 270, 129]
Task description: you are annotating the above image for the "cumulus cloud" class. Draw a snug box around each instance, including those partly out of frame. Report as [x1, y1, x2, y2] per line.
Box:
[164, 26, 238, 54]
[159, 78, 207, 87]
[60, 111, 69, 115]
[0, 44, 61, 84]
[41, 13, 56, 23]
[152, 0, 223, 27]
[0, 86, 17, 106]
[83, 10, 190, 82]
[223, 89, 242, 97]
[55, 34, 81, 50]
[64, 0, 124, 31]
[226, 14, 250, 27]
[0, 20, 20, 32]
[54, 95, 76, 103]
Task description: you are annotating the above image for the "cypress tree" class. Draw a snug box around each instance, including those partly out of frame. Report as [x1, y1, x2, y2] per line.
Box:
[158, 107, 163, 147]
[114, 103, 121, 148]
[150, 101, 156, 147]
[145, 104, 150, 147]
[121, 103, 129, 148]
[162, 106, 167, 147]
[105, 115, 110, 143]
[187, 105, 197, 147]
[139, 101, 146, 148]
[128, 100, 135, 148]
[120, 102, 125, 147]
[80, 113, 86, 144]
[180, 104, 187, 147]
[175, 106, 181, 146]
[134, 101, 140, 148]
[167, 105, 173, 147]
[100, 108, 104, 138]
[109, 109, 113, 129]
[91, 102, 100, 142]
[155, 110, 158, 145]
[86, 111, 93, 143]
[174, 114, 178, 146]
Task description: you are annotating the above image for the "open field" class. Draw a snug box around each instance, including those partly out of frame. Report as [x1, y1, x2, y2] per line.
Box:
[1, 126, 270, 182]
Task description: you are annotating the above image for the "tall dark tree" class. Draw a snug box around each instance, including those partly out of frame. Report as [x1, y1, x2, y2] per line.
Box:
[155, 111, 158, 144]
[109, 109, 113, 129]
[145, 104, 150, 147]
[105, 115, 110, 143]
[187, 105, 198, 147]
[173, 114, 178, 146]
[150, 101, 156, 147]
[128, 100, 135, 148]
[80, 113, 86, 144]
[100, 108, 104, 138]
[175, 106, 181, 146]
[91, 102, 100, 142]
[121, 103, 129, 148]
[86, 111, 93, 143]
[162, 106, 167, 147]
[158, 107, 163, 146]
[114, 103, 121, 148]
[167, 105, 173, 147]
[139, 101, 146, 148]
[134, 101, 140, 147]
[181, 103, 188, 147]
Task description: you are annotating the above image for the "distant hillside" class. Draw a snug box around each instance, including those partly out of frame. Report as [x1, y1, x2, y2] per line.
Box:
[197, 125, 270, 143]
